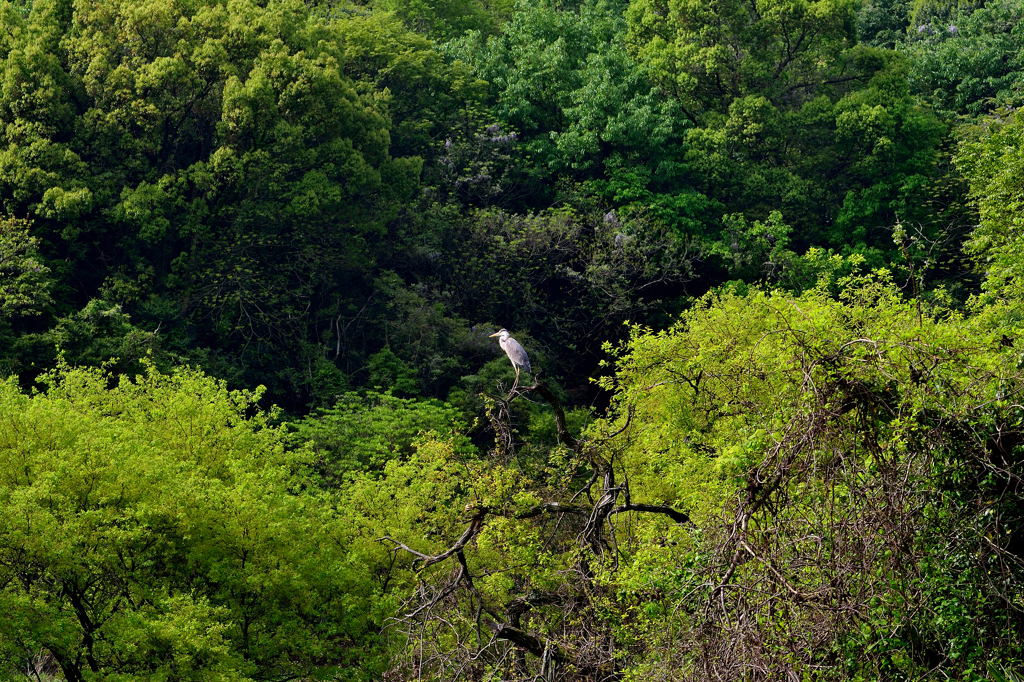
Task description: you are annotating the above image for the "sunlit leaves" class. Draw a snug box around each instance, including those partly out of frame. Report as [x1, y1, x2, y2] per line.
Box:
[0, 364, 383, 680]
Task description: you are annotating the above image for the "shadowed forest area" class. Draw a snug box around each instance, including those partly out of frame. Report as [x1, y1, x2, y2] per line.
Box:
[2, 0, 1024, 677]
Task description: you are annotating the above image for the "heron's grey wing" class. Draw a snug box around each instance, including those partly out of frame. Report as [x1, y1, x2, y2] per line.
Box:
[505, 337, 531, 373]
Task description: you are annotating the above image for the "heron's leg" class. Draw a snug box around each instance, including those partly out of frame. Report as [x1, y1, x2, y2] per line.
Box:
[512, 364, 521, 392]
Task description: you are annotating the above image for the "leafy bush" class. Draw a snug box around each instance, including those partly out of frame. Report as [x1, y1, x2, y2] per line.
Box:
[0, 363, 384, 681]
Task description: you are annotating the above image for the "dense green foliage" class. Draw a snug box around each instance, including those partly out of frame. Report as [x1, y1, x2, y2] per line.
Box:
[2, 0, 1024, 677]
[957, 107, 1024, 290]
[375, 271, 1024, 680]
[290, 388, 474, 478]
[599, 277, 1024, 679]
[0, 364, 385, 680]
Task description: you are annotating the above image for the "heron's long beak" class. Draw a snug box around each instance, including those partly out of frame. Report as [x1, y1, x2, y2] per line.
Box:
[489, 332, 500, 337]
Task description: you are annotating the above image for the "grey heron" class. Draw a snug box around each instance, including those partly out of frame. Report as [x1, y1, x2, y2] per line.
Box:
[490, 328, 531, 386]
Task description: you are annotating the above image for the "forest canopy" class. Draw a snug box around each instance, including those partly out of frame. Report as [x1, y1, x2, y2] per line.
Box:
[1, 0, 1024, 678]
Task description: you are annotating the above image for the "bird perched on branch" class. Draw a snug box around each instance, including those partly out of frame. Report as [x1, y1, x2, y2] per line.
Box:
[490, 328, 531, 388]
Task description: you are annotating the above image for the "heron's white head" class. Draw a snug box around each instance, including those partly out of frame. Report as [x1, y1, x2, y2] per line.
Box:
[489, 329, 510, 340]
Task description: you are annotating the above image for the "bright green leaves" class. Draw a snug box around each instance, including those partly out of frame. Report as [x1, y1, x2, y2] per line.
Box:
[596, 277, 1023, 678]
[606, 273, 1007, 517]
[365, 267, 1024, 678]
[0, 364, 383, 681]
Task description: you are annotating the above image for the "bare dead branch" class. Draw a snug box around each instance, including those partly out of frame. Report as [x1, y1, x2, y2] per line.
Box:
[382, 509, 488, 571]
[609, 503, 690, 525]
[522, 379, 579, 453]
